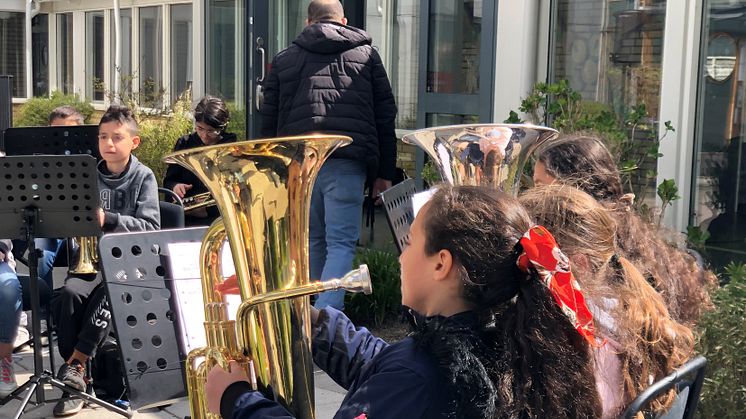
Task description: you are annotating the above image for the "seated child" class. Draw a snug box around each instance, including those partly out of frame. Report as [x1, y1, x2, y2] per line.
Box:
[532, 135, 716, 326]
[206, 185, 602, 418]
[520, 185, 695, 417]
[51, 105, 160, 417]
[163, 95, 236, 226]
[0, 240, 20, 398]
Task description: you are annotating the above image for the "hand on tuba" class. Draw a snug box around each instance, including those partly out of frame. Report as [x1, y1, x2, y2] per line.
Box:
[206, 360, 257, 414]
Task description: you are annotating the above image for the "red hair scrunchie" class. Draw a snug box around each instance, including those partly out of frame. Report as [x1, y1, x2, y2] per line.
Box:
[516, 226, 598, 346]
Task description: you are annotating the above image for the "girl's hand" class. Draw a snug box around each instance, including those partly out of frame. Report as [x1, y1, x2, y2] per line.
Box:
[205, 360, 253, 413]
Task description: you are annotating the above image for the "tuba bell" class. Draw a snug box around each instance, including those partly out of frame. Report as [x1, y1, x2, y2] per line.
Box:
[164, 135, 373, 419]
[402, 123, 559, 193]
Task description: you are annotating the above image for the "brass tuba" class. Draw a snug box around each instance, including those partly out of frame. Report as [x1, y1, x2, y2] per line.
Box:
[164, 135, 373, 419]
[401, 123, 559, 193]
[68, 236, 99, 275]
[182, 191, 216, 213]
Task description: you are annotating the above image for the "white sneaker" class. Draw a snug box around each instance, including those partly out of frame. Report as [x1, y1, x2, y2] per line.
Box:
[13, 325, 30, 349]
[0, 356, 18, 398]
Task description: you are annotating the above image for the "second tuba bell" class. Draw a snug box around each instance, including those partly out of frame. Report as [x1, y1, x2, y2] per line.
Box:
[402, 123, 559, 193]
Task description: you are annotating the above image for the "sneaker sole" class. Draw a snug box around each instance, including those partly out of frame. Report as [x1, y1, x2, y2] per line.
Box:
[53, 399, 85, 417]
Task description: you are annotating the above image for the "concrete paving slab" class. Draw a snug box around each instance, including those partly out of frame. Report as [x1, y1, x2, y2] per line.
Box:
[2, 338, 345, 418]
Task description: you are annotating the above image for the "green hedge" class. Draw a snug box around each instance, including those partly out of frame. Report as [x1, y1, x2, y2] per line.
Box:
[696, 262, 746, 417]
[345, 248, 402, 328]
[133, 96, 193, 184]
[15, 91, 95, 126]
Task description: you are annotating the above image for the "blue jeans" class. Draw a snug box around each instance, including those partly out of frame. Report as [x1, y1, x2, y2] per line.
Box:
[35, 238, 65, 289]
[0, 262, 22, 344]
[310, 159, 366, 311]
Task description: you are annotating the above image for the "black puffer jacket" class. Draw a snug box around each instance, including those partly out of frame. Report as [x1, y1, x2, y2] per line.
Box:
[260, 22, 398, 181]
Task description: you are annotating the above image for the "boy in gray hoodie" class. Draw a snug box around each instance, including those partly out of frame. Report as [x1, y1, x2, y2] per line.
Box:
[51, 105, 160, 416]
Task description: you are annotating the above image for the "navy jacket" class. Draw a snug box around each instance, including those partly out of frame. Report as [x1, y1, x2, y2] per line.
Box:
[260, 22, 398, 181]
[224, 307, 452, 418]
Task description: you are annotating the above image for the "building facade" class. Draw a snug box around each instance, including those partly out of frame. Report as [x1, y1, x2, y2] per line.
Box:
[1, 0, 744, 267]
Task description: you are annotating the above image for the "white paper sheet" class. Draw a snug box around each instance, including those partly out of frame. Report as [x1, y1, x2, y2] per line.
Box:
[412, 189, 437, 217]
[166, 241, 239, 354]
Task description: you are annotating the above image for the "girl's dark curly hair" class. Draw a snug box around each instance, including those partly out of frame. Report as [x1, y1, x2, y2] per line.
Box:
[414, 186, 601, 418]
[534, 135, 716, 325]
[536, 135, 623, 202]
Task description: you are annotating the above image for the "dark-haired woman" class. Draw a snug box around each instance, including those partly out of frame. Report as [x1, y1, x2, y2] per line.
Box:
[205, 185, 602, 418]
[163, 95, 237, 226]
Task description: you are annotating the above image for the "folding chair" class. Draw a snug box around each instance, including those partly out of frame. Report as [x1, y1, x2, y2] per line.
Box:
[622, 356, 707, 419]
[379, 178, 416, 254]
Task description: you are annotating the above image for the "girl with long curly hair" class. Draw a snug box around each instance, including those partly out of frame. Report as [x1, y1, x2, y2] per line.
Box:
[205, 185, 602, 418]
[533, 135, 716, 326]
[521, 185, 695, 417]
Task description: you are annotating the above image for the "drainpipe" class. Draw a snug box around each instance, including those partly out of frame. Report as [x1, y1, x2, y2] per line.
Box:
[25, 0, 40, 99]
[113, 0, 121, 103]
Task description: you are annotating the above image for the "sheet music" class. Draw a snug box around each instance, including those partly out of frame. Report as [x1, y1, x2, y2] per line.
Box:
[167, 241, 240, 354]
[413, 189, 437, 217]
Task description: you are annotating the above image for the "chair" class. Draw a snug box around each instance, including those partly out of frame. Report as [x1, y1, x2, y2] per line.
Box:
[158, 188, 185, 229]
[622, 356, 708, 419]
[379, 178, 416, 254]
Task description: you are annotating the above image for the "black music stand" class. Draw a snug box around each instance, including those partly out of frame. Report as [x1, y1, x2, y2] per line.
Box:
[2, 125, 101, 159]
[0, 155, 130, 418]
[98, 227, 209, 410]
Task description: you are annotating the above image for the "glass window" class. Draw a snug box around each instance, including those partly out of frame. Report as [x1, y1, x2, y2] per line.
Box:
[550, 0, 668, 201]
[110, 8, 133, 97]
[170, 4, 192, 102]
[692, 2, 746, 268]
[206, 0, 245, 102]
[427, 0, 481, 94]
[85, 11, 105, 101]
[0, 12, 26, 97]
[57, 13, 73, 94]
[366, 0, 420, 130]
[139, 6, 163, 107]
[426, 113, 478, 126]
[32, 14, 48, 97]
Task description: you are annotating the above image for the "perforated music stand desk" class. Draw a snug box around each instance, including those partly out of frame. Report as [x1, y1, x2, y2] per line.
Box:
[2, 125, 101, 159]
[98, 227, 208, 411]
[0, 155, 129, 418]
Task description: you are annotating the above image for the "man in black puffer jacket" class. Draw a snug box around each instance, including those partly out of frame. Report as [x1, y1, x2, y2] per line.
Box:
[261, 0, 397, 311]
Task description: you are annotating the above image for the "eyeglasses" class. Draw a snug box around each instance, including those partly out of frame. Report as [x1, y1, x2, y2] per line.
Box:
[195, 124, 221, 137]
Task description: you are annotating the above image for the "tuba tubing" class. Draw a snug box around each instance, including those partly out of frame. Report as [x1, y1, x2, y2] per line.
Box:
[164, 135, 370, 419]
[69, 236, 99, 275]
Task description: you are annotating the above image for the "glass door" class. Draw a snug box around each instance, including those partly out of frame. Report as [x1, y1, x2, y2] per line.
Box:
[246, 0, 306, 138]
[691, 1, 746, 268]
[416, 0, 496, 127]
[414, 0, 497, 185]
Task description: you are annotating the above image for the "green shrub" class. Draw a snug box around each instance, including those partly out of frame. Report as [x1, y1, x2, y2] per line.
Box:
[15, 91, 95, 126]
[134, 94, 193, 184]
[345, 248, 402, 327]
[226, 102, 247, 140]
[696, 262, 746, 417]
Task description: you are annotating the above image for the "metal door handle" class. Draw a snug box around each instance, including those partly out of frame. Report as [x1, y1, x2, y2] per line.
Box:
[256, 37, 266, 83]
[255, 84, 264, 111]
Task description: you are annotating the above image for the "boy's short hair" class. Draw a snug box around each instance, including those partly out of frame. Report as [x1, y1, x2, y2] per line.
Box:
[99, 105, 139, 136]
[48, 105, 84, 125]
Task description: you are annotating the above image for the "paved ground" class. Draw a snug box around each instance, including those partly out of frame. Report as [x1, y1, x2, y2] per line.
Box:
[2, 265, 349, 418]
[2, 342, 346, 418]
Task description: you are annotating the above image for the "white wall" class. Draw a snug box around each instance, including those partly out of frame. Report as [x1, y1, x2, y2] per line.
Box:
[657, 0, 704, 231]
[493, 0, 550, 123]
